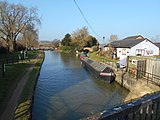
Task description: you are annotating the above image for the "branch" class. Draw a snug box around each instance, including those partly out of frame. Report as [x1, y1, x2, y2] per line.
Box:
[0, 28, 7, 37]
[1, 36, 6, 41]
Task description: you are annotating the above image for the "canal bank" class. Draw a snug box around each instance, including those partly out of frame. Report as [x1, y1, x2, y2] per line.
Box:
[0, 51, 45, 120]
[81, 57, 160, 102]
[15, 51, 45, 120]
[104, 62, 160, 102]
[81, 60, 160, 120]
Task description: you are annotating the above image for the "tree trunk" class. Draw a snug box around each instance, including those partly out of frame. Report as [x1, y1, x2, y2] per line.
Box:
[7, 39, 14, 52]
[13, 39, 17, 51]
[9, 43, 14, 52]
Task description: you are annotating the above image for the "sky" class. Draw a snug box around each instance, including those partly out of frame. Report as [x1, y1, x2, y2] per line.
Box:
[7, 0, 160, 43]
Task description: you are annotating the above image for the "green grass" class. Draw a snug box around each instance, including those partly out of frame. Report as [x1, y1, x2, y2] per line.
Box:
[60, 46, 75, 53]
[88, 52, 118, 63]
[0, 63, 30, 114]
[15, 51, 44, 120]
[27, 50, 39, 59]
[0, 50, 40, 116]
[18, 52, 44, 103]
[14, 69, 38, 120]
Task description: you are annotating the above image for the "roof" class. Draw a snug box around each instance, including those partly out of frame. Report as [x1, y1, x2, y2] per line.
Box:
[154, 43, 160, 48]
[123, 35, 144, 40]
[107, 39, 144, 48]
[105, 35, 145, 48]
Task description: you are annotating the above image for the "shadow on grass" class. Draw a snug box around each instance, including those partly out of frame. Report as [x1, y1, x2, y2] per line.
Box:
[0, 61, 34, 115]
[15, 100, 31, 120]
[0, 51, 44, 118]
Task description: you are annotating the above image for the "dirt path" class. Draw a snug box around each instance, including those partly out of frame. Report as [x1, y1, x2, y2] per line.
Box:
[0, 59, 38, 120]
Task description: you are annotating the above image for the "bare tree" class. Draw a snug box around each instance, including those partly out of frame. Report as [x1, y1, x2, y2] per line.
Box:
[23, 24, 39, 49]
[151, 35, 160, 42]
[109, 34, 118, 42]
[51, 39, 60, 48]
[0, 1, 40, 51]
[71, 26, 89, 47]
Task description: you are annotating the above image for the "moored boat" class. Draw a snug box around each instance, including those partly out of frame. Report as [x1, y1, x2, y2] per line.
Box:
[81, 57, 115, 83]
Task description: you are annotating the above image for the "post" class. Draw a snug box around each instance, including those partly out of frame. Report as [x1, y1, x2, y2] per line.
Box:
[103, 36, 105, 45]
[147, 73, 149, 86]
[136, 69, 138, 81]
[121, 70, 124, 86]
[2, 63, 5, 78]
[126, 56, 129, 72]
[152, 65, 154, 82]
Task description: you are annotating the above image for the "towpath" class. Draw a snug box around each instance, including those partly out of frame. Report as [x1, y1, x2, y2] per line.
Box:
[0, 53, 40, 120]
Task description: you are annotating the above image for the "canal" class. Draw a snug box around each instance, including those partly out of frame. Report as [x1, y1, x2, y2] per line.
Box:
[32, 51, 129, 120]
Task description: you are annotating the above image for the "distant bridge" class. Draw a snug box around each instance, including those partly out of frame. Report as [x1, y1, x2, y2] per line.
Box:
[36, 47, 54, 50]
[83, 47, 93, 52]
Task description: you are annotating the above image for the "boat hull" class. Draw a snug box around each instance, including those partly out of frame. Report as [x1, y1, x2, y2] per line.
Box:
[81, 58, 115, 83]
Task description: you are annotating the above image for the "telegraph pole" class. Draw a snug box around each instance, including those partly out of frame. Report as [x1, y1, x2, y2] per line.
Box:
[103, 36, 105, 45]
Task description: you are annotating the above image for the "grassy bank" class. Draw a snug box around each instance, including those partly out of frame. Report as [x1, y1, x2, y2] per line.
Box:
[15, 51, 45, 120]
[0, 50, 44, 119]
[88, 52, 118, 63]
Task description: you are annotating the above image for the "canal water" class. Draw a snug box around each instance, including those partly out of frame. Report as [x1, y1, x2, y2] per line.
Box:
[32, 51, 129, 120]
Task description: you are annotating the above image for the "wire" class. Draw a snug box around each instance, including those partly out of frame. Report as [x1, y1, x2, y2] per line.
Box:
[73, 0, 101, 39]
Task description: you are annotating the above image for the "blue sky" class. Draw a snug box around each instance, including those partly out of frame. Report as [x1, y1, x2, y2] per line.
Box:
[8, 0, 160, 43]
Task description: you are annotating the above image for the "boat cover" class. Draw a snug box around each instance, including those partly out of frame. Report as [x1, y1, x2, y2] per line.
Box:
[83, 58, 111, 72]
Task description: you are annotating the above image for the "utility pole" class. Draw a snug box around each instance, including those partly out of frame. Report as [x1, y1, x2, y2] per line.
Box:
[103, 36, 105, 45]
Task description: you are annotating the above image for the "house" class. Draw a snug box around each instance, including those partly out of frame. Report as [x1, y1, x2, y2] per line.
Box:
[154, 42, 160, 55]
[105, 35, 159, 67]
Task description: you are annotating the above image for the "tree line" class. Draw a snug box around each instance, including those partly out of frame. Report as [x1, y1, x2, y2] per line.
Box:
[50, 27, 119, 53]
[60, 27, 99, 52]
[0, 1, 40, 52]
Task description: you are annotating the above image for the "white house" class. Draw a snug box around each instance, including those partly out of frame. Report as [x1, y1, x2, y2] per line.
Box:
[105, 35, 159, 67]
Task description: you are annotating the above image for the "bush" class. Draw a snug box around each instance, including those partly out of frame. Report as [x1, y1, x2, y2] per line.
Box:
[0, 46, 7, 54]
[60, 46, 75, 53]
[92, 46, 99, 52]
[15, 43, 25, 51]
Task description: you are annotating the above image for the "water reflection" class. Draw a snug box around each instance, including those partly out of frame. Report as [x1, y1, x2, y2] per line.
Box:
[32, 51, 129, 120]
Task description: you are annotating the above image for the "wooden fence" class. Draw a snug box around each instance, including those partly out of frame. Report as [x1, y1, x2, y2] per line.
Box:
[127, 67, 160, 87]
[99, 92, 160, 120]
[146, 59, 160, 78]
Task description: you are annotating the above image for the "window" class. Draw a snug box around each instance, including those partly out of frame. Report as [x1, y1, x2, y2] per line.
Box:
[122, 48, 126, 55]
[136, 49, 145, 56]
[146, 50, 153, 55]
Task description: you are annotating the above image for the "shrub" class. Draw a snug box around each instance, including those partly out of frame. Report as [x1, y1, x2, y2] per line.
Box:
[60, 46, 75, 53]
[0, 46, 7, 54]
[92, 46, 99, 52]
[15, 43, 25, 51]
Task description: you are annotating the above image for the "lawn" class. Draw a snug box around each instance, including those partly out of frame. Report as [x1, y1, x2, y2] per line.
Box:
[88, 52, 118, 63]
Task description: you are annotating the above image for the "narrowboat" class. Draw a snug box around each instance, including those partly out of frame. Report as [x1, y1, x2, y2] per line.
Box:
[81, 57, 115, 83]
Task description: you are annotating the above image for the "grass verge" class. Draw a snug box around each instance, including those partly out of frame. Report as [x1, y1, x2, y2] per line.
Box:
[88, 52, 118, 63]
[0, 50, 41, 117]
[14, 51, 45, 120]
